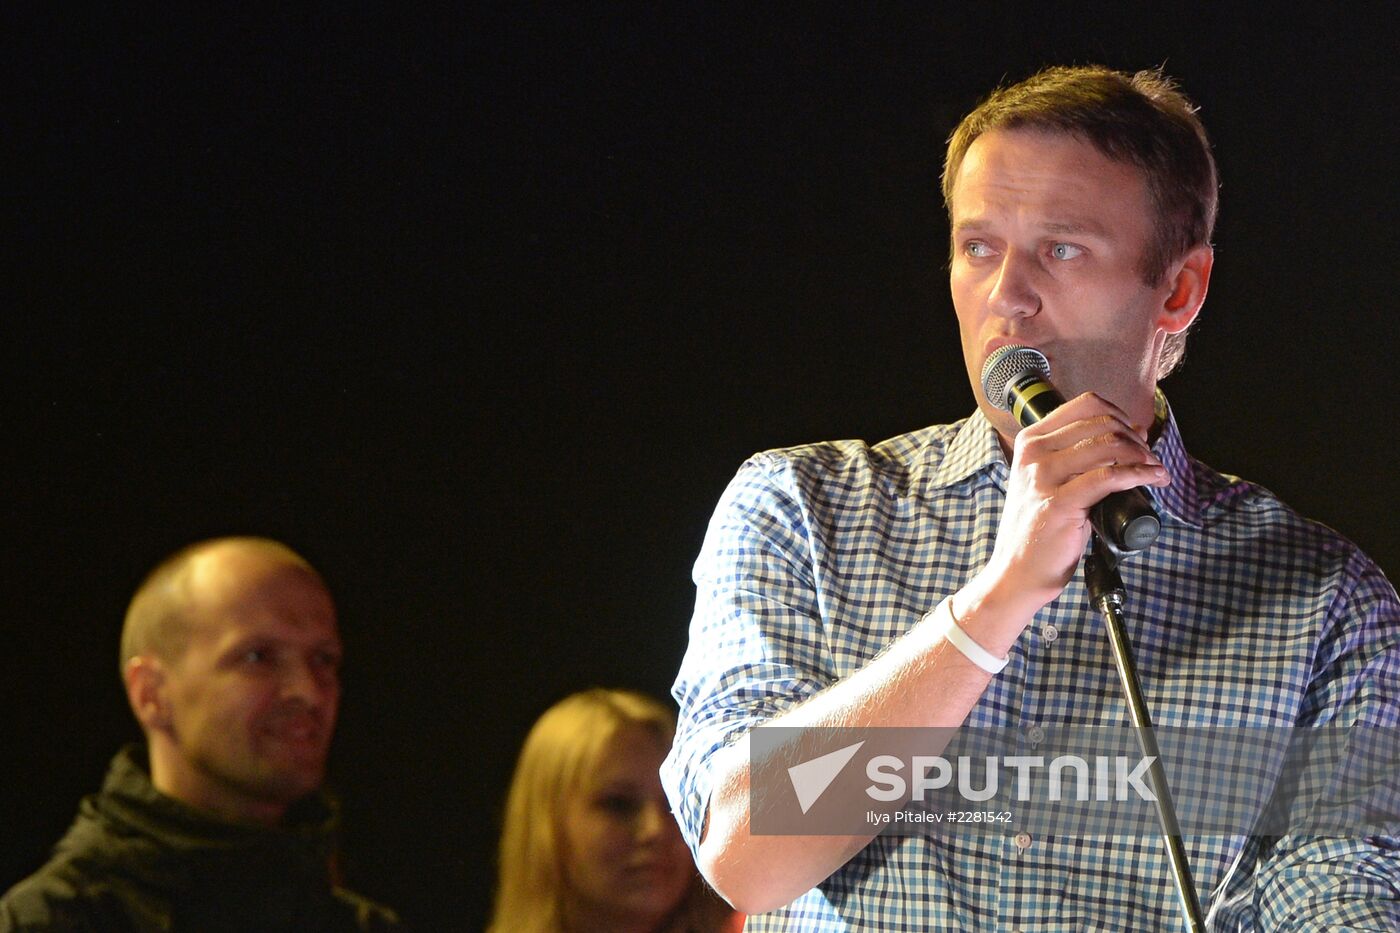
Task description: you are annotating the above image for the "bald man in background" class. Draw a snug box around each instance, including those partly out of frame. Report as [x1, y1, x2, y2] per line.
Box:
[0, 537, 399, 931]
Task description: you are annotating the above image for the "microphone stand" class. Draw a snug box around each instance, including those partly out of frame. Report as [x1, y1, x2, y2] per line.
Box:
[1083, 534, 1205, 932]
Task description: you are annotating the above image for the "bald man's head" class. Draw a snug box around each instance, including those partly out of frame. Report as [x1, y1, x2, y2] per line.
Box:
[120, 536, 342, 824]
[120, 537, 323, 676]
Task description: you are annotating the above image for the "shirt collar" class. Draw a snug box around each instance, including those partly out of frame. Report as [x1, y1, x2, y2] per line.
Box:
[920, 408, 1008, 491]
[1147, 390, 1202, 528]
[916, 390, 1202, 528]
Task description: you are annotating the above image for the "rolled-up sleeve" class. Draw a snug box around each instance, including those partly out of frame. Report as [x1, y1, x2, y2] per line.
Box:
[661, 453, 836, 857]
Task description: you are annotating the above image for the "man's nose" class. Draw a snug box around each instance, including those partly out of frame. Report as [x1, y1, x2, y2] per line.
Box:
[281, 658, 334, 706]
[987, 249, 1041, 318]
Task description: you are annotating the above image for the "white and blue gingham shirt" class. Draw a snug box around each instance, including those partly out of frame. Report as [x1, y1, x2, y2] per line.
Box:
[663, 399, 1400, 930]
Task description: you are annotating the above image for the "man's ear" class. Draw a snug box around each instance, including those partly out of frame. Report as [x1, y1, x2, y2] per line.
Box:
[125, 656, 171, 733]
[1157, 244, 1213, 334]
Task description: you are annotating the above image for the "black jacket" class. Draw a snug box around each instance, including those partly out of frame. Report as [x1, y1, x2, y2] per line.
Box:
[0, 746, 398, 932]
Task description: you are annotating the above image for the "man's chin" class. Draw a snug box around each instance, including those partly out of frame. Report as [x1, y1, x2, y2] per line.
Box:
[241, 769, 325, 810]
[235, 748, 329, 801]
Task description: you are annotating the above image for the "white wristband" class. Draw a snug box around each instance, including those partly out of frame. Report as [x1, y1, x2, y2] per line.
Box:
[927, 597, 1009, 675]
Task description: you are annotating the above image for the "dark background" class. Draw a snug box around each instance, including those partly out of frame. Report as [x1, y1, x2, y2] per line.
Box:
[6, 5, 1396, 929]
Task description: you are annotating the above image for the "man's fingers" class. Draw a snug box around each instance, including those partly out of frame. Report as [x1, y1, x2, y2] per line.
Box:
[1016, 390, 1135, 430]
[1019, 417, 1159, 478]
[1056, 461, 1170, 513]
[1013, 393, 1147, 454]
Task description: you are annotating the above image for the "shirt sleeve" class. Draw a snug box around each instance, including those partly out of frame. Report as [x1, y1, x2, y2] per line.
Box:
[660, 453, 838, 858]
[1248, 550, 1400, 928]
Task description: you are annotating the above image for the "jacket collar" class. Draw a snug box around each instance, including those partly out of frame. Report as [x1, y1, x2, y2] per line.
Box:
[59, 744, 340, 886]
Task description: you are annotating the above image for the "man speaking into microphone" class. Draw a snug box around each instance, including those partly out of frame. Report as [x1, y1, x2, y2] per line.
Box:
[661, 66, 1399, 929]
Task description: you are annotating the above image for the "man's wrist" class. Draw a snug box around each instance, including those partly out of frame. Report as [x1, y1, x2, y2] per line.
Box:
[948, 573, 1044, 657]
[926, 597, 1009, 674]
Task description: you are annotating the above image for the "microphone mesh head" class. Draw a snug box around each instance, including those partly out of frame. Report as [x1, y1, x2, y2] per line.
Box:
[980, 345, 1051, 412]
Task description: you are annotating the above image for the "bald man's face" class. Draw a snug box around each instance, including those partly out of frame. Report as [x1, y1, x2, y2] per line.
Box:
[157, 550, 342, 820]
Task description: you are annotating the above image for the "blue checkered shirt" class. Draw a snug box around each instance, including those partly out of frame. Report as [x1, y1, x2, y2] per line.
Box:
[662, 400, 1400, 930]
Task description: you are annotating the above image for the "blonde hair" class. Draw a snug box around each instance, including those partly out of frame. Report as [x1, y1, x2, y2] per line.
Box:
[489, 688, 730, 933]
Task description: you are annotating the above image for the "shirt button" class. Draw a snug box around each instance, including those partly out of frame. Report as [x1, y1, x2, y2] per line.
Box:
[1041, 623, 1059, 643]
[1014, 832, 1033, 850]
[1026, 725, 1045, 746]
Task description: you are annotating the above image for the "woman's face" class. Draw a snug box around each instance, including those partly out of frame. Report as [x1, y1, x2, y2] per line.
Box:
[559, 724, 695, 930]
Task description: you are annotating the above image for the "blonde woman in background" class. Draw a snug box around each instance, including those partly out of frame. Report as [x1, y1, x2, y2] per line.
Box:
[490, 688, 740, 933]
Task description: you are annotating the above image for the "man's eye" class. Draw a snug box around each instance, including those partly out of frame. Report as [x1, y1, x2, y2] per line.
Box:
[243, 648, 272, 664]
[963, 240, 993, 258]
[1050, 242, 1083, 260]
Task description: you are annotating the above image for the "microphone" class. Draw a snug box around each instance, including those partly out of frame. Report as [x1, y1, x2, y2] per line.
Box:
[980, 345, 1161, 553]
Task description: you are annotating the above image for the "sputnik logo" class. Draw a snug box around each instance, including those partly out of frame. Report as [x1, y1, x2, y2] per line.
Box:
[787, 741, 865, 814]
